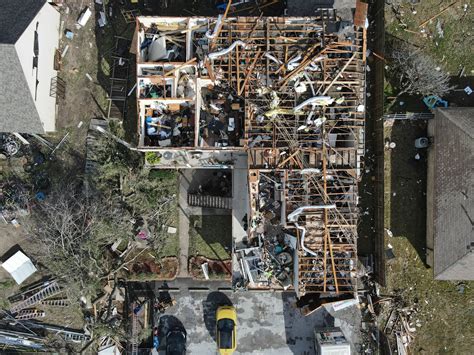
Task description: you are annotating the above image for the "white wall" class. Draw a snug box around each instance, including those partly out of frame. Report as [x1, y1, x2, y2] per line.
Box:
[15, 3, 60, 132]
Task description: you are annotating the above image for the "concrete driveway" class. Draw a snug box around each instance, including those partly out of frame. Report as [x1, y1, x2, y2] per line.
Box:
[155, 289, 361, 354]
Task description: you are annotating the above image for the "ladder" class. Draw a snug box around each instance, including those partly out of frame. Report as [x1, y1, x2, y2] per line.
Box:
[63, 332, 91, 343]
[40, 299, 69, 307]
[10, 281, 62, 314]
[15, 309, 45, 320]
[130, 304, 139, 355]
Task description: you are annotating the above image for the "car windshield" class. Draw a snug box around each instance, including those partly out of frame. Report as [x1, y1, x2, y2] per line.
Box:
[217, 318, 234, 349]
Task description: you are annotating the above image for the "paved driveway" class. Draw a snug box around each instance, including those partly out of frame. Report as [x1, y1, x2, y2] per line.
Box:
[154, 289, 360, 354]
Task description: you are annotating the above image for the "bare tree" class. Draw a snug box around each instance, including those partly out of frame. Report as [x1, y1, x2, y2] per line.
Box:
[26, 184, 134, 297]
[389, 45, 453, 98]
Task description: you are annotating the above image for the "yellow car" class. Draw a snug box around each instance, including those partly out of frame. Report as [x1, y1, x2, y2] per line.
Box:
[216, 306, 237, 354]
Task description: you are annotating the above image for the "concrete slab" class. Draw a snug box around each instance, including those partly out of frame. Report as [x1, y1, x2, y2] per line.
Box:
[155, 290, 361, 354]
[232, 165, 248, 245]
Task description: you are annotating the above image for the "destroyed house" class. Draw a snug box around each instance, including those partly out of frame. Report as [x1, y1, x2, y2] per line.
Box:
[135, 11, 366, 297]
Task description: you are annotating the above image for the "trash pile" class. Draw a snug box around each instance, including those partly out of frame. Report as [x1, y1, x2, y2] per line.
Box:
[0, 274, 133, 352]
[0, 181, 30, 224]
[234, 171, 296, 289]
[0, 279, 92, 350]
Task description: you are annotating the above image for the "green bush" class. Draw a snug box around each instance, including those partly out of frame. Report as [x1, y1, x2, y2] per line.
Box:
[145, 152, 161, 165]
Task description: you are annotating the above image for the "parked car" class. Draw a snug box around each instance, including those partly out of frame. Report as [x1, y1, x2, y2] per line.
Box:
[216, 306, 237, 355]
[166, 327, 187, 355]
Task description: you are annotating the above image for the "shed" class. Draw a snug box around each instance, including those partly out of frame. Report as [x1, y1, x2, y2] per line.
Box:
[426, 107, 474, 280]
[1, 250, 37, 284]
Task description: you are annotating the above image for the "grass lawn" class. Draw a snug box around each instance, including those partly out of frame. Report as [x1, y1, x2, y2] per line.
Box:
[385, 1, 474, 73]
[159, 232, 180, 257]
[189, 215, 232, 260]
[383, 120, 474, 353]
[148, 169, 179, 257]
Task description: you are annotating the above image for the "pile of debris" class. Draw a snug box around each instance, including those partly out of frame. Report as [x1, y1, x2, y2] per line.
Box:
[91, 278, 126, 330]
[0, 180, 30, 225]
[0, 279, 92, 351]
[134, 5, 367, 297]
[234, 229, 296, 290]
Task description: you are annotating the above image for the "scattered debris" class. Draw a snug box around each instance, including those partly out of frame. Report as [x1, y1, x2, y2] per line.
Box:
[76, 7, 92, 28]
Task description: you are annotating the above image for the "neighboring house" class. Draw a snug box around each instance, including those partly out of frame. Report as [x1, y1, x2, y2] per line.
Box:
[426, 107, 474, 280]
[0, 0, 60, 134]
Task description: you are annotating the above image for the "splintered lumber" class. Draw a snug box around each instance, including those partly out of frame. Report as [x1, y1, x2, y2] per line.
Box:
[418, 1, 459, 28]
[209, 0, 233, 50]
[164, 58, 197, 77]
[321, 53, 357, 96]
[279, 46, 327, 89]
[205, 60, 216, 81]
[238, 50, 262, 96]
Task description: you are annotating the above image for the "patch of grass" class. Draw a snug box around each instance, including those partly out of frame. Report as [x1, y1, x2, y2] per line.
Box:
[385, 1, 474, 73]
[0, 280, 15, 290]
[159, 232, 180, 257]
[189, 215, 232, 260]
[382, 237, 474, 354]
[383, 120, 474, 353]
[145, 152, 161, 165]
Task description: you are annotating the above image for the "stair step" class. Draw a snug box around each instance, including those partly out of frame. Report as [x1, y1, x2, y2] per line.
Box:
[188, 194, 232, 210]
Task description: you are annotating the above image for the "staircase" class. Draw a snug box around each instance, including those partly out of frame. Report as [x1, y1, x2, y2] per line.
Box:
[188, 194, 232, 210]
[10, 281, 62, 314]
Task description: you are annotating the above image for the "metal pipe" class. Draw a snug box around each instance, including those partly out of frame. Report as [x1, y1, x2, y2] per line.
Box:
[294, 96, 334, 112]
[205, 15, 223, 39]
[287, 205, 336, 257]
[208, 40, 246, 60]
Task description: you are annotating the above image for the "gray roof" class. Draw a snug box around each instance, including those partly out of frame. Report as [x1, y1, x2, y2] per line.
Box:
[428, 107, 474, 280]
[0, 44, 44, 134]
[0, 0, 46, 44]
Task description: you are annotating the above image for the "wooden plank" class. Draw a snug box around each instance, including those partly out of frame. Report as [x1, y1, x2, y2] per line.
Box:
[164, 58, 196, 77]
[238, 50, 262, 96]
[209, 0, 233, 50]
[354, 0, 368, 28]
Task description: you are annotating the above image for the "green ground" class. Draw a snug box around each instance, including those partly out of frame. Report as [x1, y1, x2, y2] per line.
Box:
[159, 232, 180, 258]
[383, 120, 474, 353]
[188, 215, 232, 260]
[385, 1, 474, 73]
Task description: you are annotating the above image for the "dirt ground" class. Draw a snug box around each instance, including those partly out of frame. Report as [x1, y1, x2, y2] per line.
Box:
[129, 256, 179, 280]
[50, 0, 136, 160]
[189, 256, 232, 280]
[0, 0, 137, 331]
